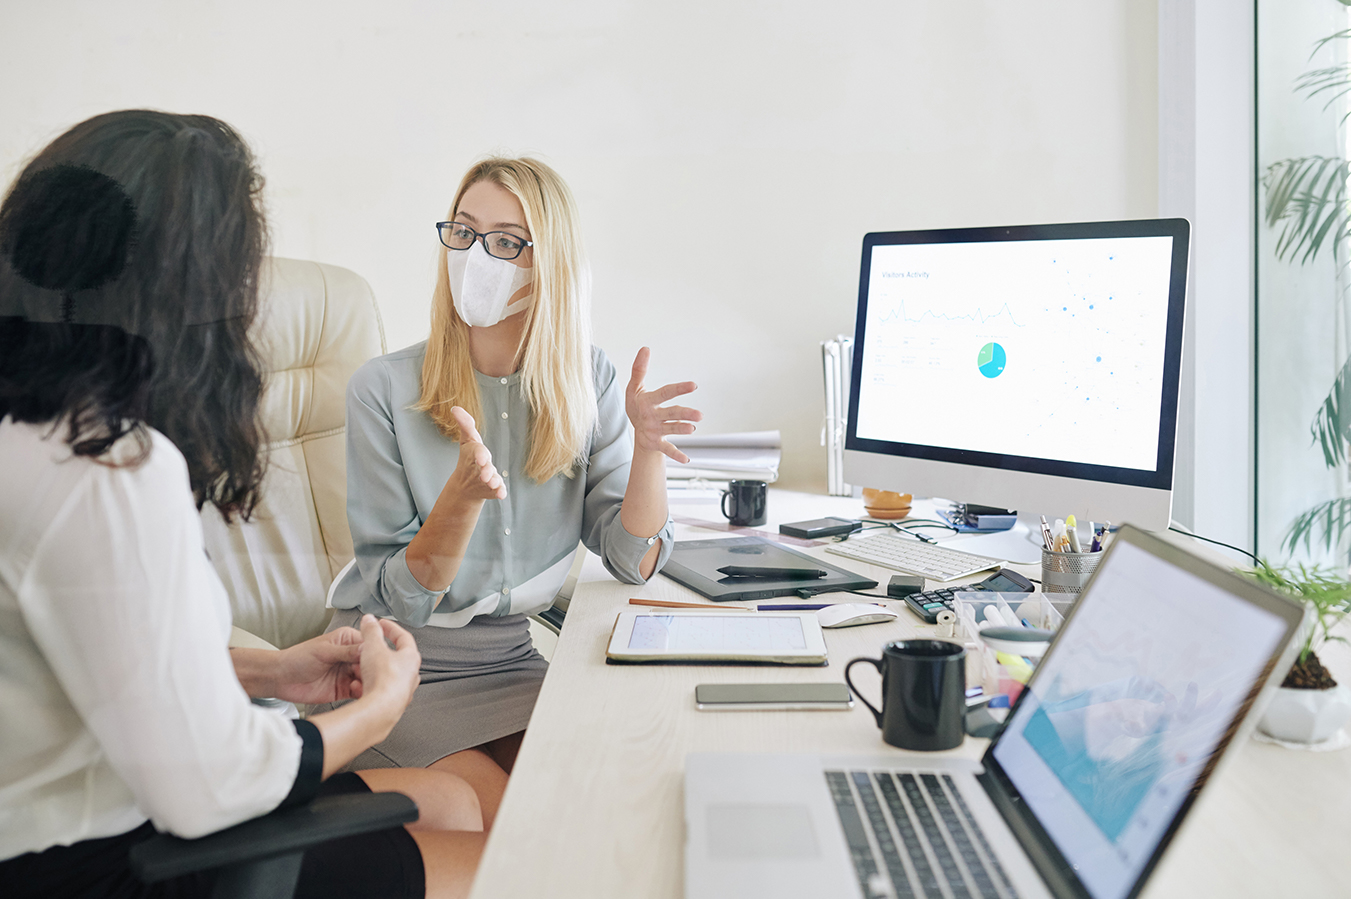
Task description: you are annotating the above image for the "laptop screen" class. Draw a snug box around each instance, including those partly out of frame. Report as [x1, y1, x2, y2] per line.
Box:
[989, 537, 1291, 899]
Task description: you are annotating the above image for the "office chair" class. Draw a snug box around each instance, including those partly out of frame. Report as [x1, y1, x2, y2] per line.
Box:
[129, 258, 405, 896]
[203, 257, 386, 650]
[129, 791, 418, 899]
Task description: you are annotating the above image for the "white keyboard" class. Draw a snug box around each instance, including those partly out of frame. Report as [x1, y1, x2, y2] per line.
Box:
[825, 533, 1005, 581]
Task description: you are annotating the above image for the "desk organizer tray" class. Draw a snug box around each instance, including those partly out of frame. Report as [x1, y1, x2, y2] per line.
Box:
[954, 593, 1066, 707]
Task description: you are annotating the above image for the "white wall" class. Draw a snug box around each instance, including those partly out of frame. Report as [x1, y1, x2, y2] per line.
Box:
[1158, 0, 1257, 556]
[0, 0, 1158, 490]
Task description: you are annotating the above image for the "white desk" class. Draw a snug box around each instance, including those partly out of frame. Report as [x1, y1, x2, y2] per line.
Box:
[468, 489, 1351, 898]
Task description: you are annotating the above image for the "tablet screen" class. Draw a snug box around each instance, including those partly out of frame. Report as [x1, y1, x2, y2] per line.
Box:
[628, 615, 808, 652]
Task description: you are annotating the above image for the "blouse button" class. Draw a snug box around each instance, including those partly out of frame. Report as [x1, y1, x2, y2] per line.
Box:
[500, 377, 508, 384]
[501, 411, 509, 419]
[647, 535, 657, 546]
[502, 586, 511, 595]
[504, 527, 512, 536]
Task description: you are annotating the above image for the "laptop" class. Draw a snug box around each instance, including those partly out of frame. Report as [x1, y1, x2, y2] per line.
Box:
[684, 525, 1306, 899]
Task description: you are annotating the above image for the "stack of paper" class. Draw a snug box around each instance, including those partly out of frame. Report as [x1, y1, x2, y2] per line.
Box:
[666, 430, 781, 483]
[821, 334, 853, 496]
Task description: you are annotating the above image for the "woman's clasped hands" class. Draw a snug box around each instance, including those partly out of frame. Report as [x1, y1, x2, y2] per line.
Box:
[266, 615, 423, 711]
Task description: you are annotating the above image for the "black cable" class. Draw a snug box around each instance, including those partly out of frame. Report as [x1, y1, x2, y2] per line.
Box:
[793, 588, 895, 600]
[1167, 526, 1261, 566]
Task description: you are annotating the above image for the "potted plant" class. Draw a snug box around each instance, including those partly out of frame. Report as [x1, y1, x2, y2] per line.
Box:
[1249, 562, 1351, 744]
[1264, 22, 1351, 559]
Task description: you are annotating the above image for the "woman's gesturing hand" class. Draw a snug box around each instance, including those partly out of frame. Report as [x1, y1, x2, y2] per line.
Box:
[626, 346, 702, 463]
[447, 406, 506, 501]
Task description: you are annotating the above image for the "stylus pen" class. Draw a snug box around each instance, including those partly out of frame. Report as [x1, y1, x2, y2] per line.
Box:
[756, 603, 883, 611]
[717, 566, 827, 579]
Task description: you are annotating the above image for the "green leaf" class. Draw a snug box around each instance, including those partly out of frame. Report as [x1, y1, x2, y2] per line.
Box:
[1245, 560, 1351, 659]
[1312, 27, 1351, 54]
[1262, 156, 1351, 264]
[1296, 65, 1351, 123]
[1284, 497, 1351, 554]
[1310, 354, 1351, 467]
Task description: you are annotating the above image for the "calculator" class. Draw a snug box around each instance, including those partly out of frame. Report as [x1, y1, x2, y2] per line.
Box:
[900, 568, 1035, 623]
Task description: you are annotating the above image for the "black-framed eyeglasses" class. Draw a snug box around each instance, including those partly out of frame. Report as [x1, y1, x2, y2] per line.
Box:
[436, 222, 534, 260]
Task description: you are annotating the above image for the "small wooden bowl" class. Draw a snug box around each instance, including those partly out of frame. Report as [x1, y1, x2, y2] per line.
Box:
[862, 489, 913, 521]
[864, 504, 912, 520]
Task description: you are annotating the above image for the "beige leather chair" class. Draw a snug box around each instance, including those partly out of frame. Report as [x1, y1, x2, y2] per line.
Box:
[203, 257, 385, 649]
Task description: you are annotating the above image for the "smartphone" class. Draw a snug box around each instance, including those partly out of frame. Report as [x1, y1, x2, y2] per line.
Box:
[778, 517, 863, 539]
[694, 682, 854, 711]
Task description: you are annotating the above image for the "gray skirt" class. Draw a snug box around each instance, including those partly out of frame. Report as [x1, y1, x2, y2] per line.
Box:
[323, 609, 548, 769]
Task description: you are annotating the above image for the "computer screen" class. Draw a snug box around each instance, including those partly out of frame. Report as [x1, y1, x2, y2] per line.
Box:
[844, 219, 1189, 529]
[990, 534, 1295, 899]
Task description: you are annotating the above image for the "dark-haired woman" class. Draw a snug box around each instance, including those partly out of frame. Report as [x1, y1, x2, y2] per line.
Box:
[0, 111, 482, 898]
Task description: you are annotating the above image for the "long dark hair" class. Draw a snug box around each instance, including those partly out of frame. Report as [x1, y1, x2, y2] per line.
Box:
[0, 110, 268, 520]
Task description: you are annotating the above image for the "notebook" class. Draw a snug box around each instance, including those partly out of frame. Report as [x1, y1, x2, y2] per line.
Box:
[684, 525, 1306, 899]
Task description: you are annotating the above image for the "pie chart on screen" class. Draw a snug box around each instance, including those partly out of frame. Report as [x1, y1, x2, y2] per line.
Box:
[977, 342, 1006, 378]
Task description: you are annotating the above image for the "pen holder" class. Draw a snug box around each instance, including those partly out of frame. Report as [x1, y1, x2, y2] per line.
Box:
[1040, 549, 1102, 595]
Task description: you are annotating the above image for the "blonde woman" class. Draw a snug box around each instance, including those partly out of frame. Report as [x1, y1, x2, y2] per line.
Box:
[328, 157, 700, 825]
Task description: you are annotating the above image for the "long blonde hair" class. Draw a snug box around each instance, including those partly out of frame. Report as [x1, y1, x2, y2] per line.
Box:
[415, 156, 596, 481]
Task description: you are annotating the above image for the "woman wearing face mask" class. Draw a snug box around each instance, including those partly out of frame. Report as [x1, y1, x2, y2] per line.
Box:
[327, 156, 701, 826]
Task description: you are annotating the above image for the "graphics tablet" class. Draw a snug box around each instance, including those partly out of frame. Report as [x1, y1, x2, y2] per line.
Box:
[605, 611, 828, 665]
[662, 536, 877, 601]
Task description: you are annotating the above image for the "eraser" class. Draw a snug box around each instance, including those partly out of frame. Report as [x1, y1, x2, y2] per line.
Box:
[887, 574, 925, 597]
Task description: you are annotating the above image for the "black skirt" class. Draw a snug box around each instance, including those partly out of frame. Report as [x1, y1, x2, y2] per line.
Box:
[0, 773, 424, 899]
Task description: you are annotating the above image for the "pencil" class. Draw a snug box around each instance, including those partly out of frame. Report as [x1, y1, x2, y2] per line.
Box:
[628, 598, 747, 611]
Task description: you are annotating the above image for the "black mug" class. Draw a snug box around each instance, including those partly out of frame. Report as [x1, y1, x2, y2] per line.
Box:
[845, 640, 967, 751]
[720, 479, 767, 527]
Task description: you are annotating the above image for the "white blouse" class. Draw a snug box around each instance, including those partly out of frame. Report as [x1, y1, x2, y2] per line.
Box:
[0, 419, 302, 860]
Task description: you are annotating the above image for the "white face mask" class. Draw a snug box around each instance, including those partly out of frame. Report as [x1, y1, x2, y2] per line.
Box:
[446, 243, 534, 328]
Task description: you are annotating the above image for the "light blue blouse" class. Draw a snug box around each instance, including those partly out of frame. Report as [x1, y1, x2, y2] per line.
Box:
[331, 342, 673, 628]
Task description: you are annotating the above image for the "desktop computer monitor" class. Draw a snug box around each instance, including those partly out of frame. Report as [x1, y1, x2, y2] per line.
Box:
[843, 218, 1189, 531]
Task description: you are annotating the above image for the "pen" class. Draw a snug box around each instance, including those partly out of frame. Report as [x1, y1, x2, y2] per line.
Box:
[756, 603, 884, 611]
[717, 566, 827, 579]
[1039, 515, 1053, 551]
[1066, 515, 1082, 553]
[628, 598, 745, 611]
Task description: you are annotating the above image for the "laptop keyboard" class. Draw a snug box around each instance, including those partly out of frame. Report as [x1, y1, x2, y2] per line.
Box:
[825, 770, 1018, 899]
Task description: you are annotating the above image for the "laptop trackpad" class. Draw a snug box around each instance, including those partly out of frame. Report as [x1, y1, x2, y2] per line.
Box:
[707, 804, 820, 859]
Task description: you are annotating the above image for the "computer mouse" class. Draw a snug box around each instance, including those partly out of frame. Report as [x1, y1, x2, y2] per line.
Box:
[816, 603, 898, 628]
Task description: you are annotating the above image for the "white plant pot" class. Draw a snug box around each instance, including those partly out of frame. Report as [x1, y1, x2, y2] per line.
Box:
[1258, 683, 1351, 744]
